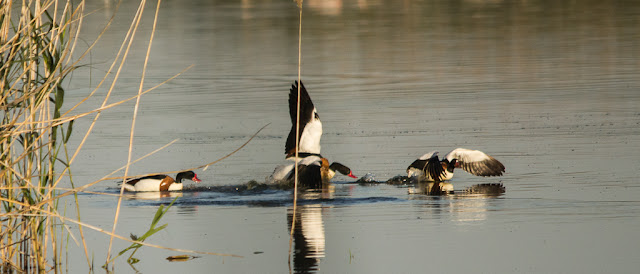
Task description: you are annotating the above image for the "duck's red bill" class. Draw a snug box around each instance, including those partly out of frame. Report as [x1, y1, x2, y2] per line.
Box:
[348, 172, 357, 179]
[192, 175, 202, 183]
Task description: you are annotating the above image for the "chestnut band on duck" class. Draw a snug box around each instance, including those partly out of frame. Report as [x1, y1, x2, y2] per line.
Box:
[286, 157, 357, 189]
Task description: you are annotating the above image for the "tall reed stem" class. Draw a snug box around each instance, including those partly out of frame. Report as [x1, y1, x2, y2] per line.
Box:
[289, 0, 304, 270]
[107, 0, 161, 264]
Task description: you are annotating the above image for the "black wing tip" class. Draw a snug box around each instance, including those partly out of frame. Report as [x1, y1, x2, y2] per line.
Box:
[290, 80, 306, 94]
[407, 159, 425, 172]
[288, 80, 311, 113]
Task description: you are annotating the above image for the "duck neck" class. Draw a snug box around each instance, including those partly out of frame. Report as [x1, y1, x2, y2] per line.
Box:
[320, 158, 331, 185]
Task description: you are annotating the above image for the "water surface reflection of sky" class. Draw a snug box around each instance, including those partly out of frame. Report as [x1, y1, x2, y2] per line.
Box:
[60, 0, 640, 273]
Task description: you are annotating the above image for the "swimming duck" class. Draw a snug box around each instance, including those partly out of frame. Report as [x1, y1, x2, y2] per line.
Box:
[407, 148, 505, 182]
[123, 171, 201, 192]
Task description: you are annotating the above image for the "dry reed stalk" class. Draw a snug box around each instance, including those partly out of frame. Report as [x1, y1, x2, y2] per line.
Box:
[3, 91, 265, 270]
[1, 0, 86, 270]
[3, 0, 263, 271]
[3, 193, 243, 259]
[1, 0, 237, 271]
[0, 64, 192, 140]
[106, 0, 153, 263]
[289, 0, 304, 270]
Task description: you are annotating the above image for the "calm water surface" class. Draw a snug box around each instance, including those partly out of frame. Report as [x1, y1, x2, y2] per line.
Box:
[61, 0, 640, 273]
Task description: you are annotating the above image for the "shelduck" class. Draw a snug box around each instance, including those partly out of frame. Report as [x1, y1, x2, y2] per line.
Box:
[407, 148, 505, 182]
[267, 80, 356, 187]
[123, 171, 201, 192]
[269, 155, 356, 188]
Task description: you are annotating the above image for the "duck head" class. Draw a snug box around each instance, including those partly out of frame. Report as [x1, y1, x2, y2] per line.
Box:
[176, 171, 202, 183]
[328, 162, 357, 179]
[442, 159, 458, 173]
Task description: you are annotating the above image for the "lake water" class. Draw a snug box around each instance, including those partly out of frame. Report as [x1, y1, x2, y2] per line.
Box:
[60, 0, 640, 273]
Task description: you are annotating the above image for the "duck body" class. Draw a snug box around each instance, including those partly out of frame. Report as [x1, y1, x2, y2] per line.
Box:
[123, 171, 201, 192]
[268, 155, 357, 188]
[407, 148, 505, 182]
[294, 156, 331, 189]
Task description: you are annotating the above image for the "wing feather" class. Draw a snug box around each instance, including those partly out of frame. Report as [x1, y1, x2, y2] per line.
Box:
[445, 148, 505, 177]
[285, 81, 322, 157]
[407, 152, 446, 181]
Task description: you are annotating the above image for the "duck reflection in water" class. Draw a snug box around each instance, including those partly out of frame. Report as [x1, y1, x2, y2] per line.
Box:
[126, 191, 183, 200]
[408, 183, 506, 223]
[288, 203, 327, 273]
[409, 181, 506, 196]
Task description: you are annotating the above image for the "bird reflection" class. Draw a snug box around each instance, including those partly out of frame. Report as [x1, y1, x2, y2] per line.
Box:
[408, 183, 506, 223]
[288, 203, 327, 273]
[408, 181, 455, 195]
[126, 191, 183, 200]
[409, 182, 505, 196]
[298, 183, 335, 200]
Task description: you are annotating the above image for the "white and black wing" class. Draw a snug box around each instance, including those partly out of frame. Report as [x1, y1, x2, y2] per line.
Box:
[406, 151, 446, 181]
[286, 81, 322, 158]
[270, 155, 323, 183]
[269, 164, 295, 182]
[444, 148, 505, 177]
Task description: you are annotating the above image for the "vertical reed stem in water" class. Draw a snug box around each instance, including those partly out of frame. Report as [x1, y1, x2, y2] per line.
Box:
[289, 0, 304, 270]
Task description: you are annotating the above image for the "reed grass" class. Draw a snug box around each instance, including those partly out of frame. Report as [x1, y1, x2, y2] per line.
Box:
[107, 0, 161, 263]
[1, 0, 246, 272]
[289, 0, 304, 271]
[1, 0, 85, 271]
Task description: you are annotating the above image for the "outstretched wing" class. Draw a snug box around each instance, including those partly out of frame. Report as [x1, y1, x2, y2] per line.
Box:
[285, 81, 322, 157]
[444, 148, 505, 177]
